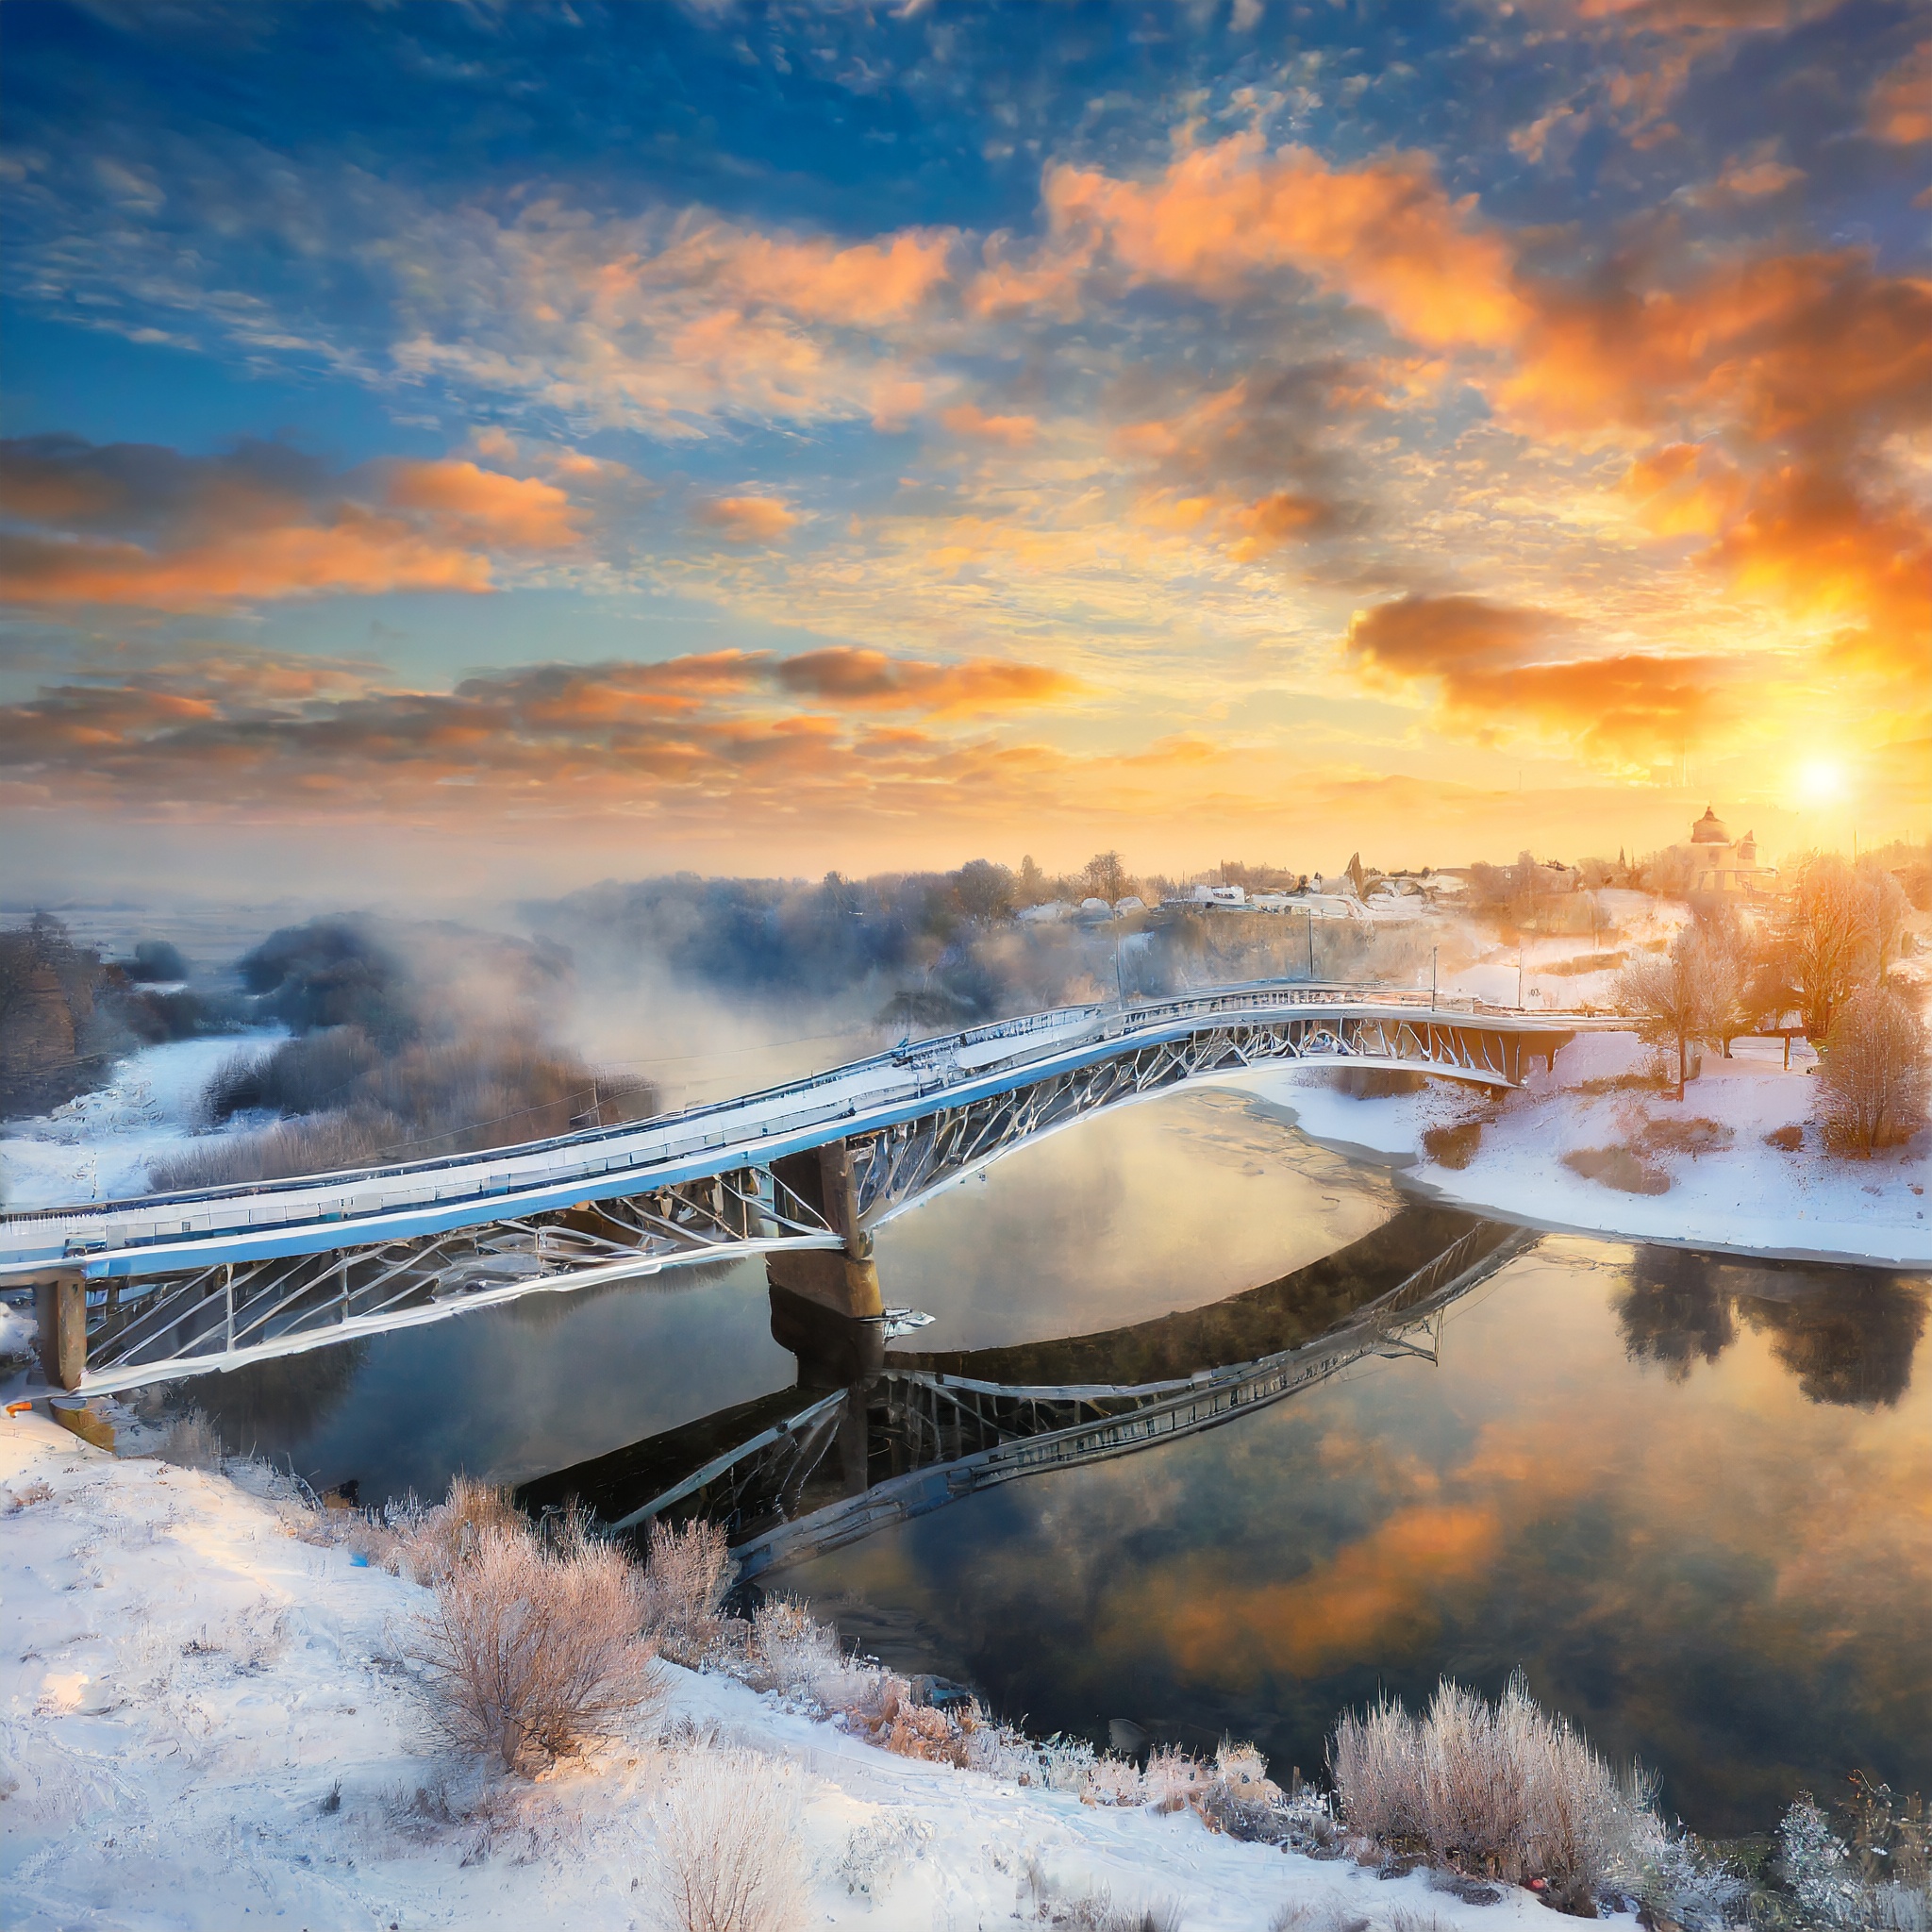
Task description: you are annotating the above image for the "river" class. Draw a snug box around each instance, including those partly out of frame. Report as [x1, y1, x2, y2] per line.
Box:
[139, 1085, 1931, 1838]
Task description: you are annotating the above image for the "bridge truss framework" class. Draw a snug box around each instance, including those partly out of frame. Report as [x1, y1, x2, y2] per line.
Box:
[5, 986, 1585, 1396]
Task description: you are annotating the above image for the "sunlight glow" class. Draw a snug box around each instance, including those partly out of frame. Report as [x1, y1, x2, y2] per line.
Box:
[1797, 759, 1843, 802]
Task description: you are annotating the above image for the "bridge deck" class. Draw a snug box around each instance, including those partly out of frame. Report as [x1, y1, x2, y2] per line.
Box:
[3, 984, 1599, 1284]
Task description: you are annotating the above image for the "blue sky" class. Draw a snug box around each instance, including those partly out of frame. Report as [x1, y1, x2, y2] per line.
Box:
[3, 0, 1928, 898]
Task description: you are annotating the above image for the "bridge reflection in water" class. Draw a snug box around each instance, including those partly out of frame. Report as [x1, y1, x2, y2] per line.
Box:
[516, 1206, 1537, 1580]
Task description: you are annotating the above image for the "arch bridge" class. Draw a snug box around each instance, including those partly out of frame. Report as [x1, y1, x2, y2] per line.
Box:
[1, 982, 1590, 1395]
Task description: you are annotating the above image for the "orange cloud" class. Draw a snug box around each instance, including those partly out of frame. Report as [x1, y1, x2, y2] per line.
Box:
[1869, 39, 1932, 143]
[1503, 250, 1932, 445]
[382, 459, 582, 548]
[1344, 593, 1750, 764]
[0, 517, 496, 609]
[941, 403, 1040, 447]
[693, 494, 797, 542]
[1035, 130, 1527, 348]
[0, 436, 591, 610]
[774, 647, 1080, 717]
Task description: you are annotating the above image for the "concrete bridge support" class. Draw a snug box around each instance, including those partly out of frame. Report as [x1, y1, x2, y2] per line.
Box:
[766, 1140, 882, 1322]
[35, 1270, 86, 1392]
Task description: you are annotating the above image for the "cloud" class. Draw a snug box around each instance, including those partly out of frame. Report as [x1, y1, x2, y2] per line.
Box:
[0, 642, 1087, 822]
[1344, 593, 1751, 764]
[1024, 130, 1527, 349]
[692, 493, 797, 542]
[1868, 38, 1932, 143]
[1502, 250, 1932, 448]
[0, 436, 585, 610]
[941, 403, 1039, 447]
[773, 647, 1079, 716]
[381, 459, 582, 549]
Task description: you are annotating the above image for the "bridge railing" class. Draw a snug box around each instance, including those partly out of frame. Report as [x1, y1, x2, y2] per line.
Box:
[3, 981, 1605, 1248]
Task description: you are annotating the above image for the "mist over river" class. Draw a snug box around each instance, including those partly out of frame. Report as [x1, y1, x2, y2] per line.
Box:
[143, 1088, 1932, 1838]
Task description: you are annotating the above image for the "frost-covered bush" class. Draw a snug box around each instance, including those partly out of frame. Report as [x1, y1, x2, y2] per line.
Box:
[647, 1749, 808, 1932]
[1774, 1790, 1931, 1932]
[1331, 1674, 1627, 1907]
[836, 1814, 932, 1899]
[407, 1521, 662, 1774]
[641, 1518, 735, 1664]
[1606, 1775, 1747, 1932]
[746, 1596, 848, 1701]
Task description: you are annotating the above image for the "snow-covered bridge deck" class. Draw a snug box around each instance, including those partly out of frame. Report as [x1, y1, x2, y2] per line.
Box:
[4, 983, 1597, 1393]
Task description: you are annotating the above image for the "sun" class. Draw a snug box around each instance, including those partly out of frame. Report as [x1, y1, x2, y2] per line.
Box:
[1797, 758, 1842, 802]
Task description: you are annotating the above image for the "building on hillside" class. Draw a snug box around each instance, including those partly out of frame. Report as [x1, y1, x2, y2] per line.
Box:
[1685, 806, 1778, 896]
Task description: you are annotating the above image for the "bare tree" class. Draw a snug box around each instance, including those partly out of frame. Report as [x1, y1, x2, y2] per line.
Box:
[1857, 855, 1911, 985]
[1688, 904, 1757, 1058]
[1775, 854, 1875, 1041]
[1818, 987, 1930, 1157]
[953, 858, 1015, 923]
[1619, 928, 1717, 1098]
[1081, 851, 1131, 902]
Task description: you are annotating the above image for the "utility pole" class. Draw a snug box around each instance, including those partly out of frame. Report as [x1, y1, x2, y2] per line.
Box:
[1517, 938, 1524, 1009]
[1431, 945, 1438, 1010]
[1307, 909, 1316, 979]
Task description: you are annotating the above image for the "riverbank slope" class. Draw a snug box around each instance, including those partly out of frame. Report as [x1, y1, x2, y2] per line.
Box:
[1, 1410, 1554, 1932]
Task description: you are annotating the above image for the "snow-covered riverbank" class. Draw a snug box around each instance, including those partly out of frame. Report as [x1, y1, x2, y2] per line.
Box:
[0, 1029, 283, 1212]
[0, 1410, 1564, 1932]
[1236, 1028, 1932, 1270]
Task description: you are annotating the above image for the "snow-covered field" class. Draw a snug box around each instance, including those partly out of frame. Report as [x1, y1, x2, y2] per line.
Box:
[0, 1410, 1563, 1932]
[1237, 1026, 1932, 1268]
[0, 1029, 283, 1212]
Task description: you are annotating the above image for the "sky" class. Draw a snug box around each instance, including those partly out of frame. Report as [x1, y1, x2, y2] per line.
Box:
[2, 0, 1928, 903]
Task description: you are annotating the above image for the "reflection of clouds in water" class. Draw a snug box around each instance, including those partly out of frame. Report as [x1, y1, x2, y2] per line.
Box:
[875, 1091, 1394, 1350]
[796, 1241, 1932, 1832]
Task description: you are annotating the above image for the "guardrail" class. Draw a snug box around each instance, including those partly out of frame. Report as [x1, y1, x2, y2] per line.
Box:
[2, 982, 1609, 1262]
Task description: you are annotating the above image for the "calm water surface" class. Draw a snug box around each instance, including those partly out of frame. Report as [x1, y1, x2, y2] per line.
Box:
[162, 1088, 1932, 1835]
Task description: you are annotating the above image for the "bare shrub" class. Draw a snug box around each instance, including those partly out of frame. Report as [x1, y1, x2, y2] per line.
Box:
[1765, 1124, 1805, 1152]
[1331, 1673, 1627, 1909]
[1144, 1743, 1212, 1813]
[149, 1408, 225, 1471]
[641, 1518, 735, 1663]
[1020, 1857, 1181, 1932]
[1562, 1146, 1671, 1195]
[1638, 1116, 1734, 1158]
[407, 1523, 661, 1774]
[1819, 988, 1930, 1157]
[647, 1749, 808, 1932]
[1423, 1121, 1484, 1170]
[399, 1475, 522, 1587]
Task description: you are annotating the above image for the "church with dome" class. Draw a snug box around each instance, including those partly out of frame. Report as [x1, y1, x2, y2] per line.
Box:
[1685, 806, 1777, 896]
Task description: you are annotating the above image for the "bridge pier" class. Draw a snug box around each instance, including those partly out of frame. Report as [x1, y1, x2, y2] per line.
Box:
[34, 1270, 86, 1391]
[767, 1141, 882, 1322]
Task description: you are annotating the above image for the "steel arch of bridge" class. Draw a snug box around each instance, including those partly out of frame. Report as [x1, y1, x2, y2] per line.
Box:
[4, 985, 1590, 1394]
[847, 1009, 1528, 1228]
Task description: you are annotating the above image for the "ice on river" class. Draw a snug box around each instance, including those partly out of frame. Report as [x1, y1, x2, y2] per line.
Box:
[0, 1029, 283, 1211]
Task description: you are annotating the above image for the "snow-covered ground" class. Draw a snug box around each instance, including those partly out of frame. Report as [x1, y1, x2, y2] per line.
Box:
[0, 1410, 1562, 1932]
[0, 1029, 283, 1212]
[1237, 1025, 1932, 1268]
